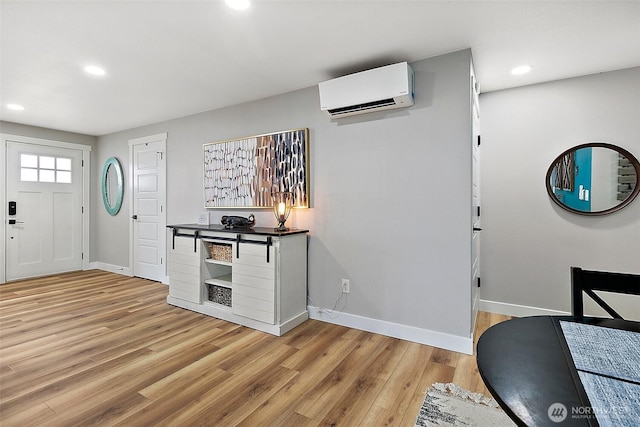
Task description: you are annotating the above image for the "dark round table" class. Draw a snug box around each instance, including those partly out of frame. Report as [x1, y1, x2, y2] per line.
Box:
[476, 316, 640, 427]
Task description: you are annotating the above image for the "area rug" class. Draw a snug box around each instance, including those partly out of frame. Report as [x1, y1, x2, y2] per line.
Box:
[414, 383, 514, 426]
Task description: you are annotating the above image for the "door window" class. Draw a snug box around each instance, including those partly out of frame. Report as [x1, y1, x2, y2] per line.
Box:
[20, 153, 72, 183]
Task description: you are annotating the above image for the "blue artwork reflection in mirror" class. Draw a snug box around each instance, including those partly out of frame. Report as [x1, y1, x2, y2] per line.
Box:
[546, 143, 640, 216]
[550, 148, 592, 211]
[102, 157, 124, 216]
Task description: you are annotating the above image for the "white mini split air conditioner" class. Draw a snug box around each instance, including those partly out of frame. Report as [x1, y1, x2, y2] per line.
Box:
[318, 62, 414, 118]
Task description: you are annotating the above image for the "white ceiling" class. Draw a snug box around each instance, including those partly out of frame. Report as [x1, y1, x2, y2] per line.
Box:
[1, 1, 639, 136]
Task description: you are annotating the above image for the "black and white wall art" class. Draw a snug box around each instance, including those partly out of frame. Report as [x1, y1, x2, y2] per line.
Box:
[203, 128, 309, 208]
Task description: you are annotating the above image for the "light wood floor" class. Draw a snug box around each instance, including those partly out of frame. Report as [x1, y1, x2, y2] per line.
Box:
[0, 270, 510, 426]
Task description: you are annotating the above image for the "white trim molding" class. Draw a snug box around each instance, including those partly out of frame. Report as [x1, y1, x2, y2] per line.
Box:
[308, 305, 474, 355]
[90, 262, 167, 283]
[479, 299, 570, 318]
[90, 262, 131, 277]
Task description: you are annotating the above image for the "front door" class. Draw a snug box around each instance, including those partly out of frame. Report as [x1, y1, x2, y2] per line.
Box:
[130, 134, 166, 282]
[6, 141, 84, 281]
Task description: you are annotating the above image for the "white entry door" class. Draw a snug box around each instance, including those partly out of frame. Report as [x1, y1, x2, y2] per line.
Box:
[130, 134, 166, 282]
[6, 142, 84, 281]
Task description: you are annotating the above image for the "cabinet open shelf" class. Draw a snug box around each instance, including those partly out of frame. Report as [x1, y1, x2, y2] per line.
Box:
[203, 300, 232, 311]
[204, 258, 232, 267]
[204, 274, 232, 288]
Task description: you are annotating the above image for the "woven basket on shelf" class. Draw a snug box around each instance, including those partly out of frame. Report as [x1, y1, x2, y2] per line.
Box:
[209, 243, 232, 263]
[207, 284, 232, 307]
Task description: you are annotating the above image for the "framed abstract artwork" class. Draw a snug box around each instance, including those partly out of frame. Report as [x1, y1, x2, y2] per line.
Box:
[553, 151, 575, 192]
[203, 128, 309, 208]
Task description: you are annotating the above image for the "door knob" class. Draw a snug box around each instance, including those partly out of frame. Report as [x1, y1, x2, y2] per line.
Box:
[473, 227, 483, 232]
[132, 215, 138, 220]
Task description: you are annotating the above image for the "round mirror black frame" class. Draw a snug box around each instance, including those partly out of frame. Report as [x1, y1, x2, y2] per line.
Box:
[102, 157, 124, 216]
[545, 142, 640, 216]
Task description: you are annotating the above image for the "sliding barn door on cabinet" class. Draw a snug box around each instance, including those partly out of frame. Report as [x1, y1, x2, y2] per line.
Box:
[232, 242, 277, 324]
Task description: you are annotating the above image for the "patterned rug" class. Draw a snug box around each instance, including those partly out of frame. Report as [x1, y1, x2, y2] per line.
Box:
[414, 383, 514, 426]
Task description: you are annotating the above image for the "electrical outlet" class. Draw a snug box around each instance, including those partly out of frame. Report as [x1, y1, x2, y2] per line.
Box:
[341, 279, 350, 294]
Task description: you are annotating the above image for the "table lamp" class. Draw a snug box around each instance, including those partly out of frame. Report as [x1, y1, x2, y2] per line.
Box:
[272, 192, 293, 231]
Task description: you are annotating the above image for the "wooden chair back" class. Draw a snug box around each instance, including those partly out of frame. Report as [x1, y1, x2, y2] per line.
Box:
[571, 266, 640, 319]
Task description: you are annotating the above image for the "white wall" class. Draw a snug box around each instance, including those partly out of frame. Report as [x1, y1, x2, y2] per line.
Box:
[479, 67, 640, 320]
[0, 122, 97, 146]
[95, 50, 476, 352]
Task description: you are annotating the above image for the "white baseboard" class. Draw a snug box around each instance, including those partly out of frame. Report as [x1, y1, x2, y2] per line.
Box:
[88, 262, 168, 284]
[90, 262, 132, 277]
[308, 306, 474, 355]
[479, 299, 569, 318]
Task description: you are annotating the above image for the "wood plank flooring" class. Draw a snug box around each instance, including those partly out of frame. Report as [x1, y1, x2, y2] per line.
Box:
[0, 270, 510, 426]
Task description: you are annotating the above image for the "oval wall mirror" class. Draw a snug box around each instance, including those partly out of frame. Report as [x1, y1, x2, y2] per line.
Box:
[102, 157, 124, 216]
[546, 143, 640, 216]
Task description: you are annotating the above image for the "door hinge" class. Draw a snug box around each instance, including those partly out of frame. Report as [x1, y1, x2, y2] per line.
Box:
[477, 206, 481, 217]
[477, 135, 481, 146]
[81, 252, 84, 260]
[477, 277, 481, 288]
[160, 257, 163, 265]
[82, 160, 84, 167]
[82, 206, 84, 214]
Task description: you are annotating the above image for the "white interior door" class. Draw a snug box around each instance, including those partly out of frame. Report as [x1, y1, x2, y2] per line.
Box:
[471, 75, 481, 334]
[6, 142, 83, 281]
[130, 134, 166, 282]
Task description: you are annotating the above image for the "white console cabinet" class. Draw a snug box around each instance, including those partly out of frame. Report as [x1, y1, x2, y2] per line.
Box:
[167, 225, 308, 336]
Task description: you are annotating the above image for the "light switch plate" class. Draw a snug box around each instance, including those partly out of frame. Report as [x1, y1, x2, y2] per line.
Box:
[197, 211, 210, 225]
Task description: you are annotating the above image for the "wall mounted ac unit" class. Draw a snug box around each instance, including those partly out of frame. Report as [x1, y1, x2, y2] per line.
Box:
[318, 62, 414, 118]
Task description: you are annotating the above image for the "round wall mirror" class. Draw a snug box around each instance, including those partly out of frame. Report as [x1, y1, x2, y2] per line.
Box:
[546, 143, 640, 216]
[102, 157, 124, 216]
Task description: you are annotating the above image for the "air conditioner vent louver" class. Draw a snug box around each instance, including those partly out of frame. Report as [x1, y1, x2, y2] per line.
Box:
[328, 98, 396, 116]
[319, 62, 414, 118]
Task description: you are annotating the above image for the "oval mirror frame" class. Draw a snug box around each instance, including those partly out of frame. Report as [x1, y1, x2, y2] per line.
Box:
[102, 157, 124, 216]
[545, 142, 640, 216]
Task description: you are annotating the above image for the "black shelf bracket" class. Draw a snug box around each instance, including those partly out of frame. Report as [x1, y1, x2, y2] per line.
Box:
[171, 227, 200, 252]
[266, 236, 272, 263]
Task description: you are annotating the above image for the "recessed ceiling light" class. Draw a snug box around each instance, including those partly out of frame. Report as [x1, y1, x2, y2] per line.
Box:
[511, 65, 532, 76]
[84, 65, 106, 76]
[7, 103, 25, 111]
[225, 0, 250, 11]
